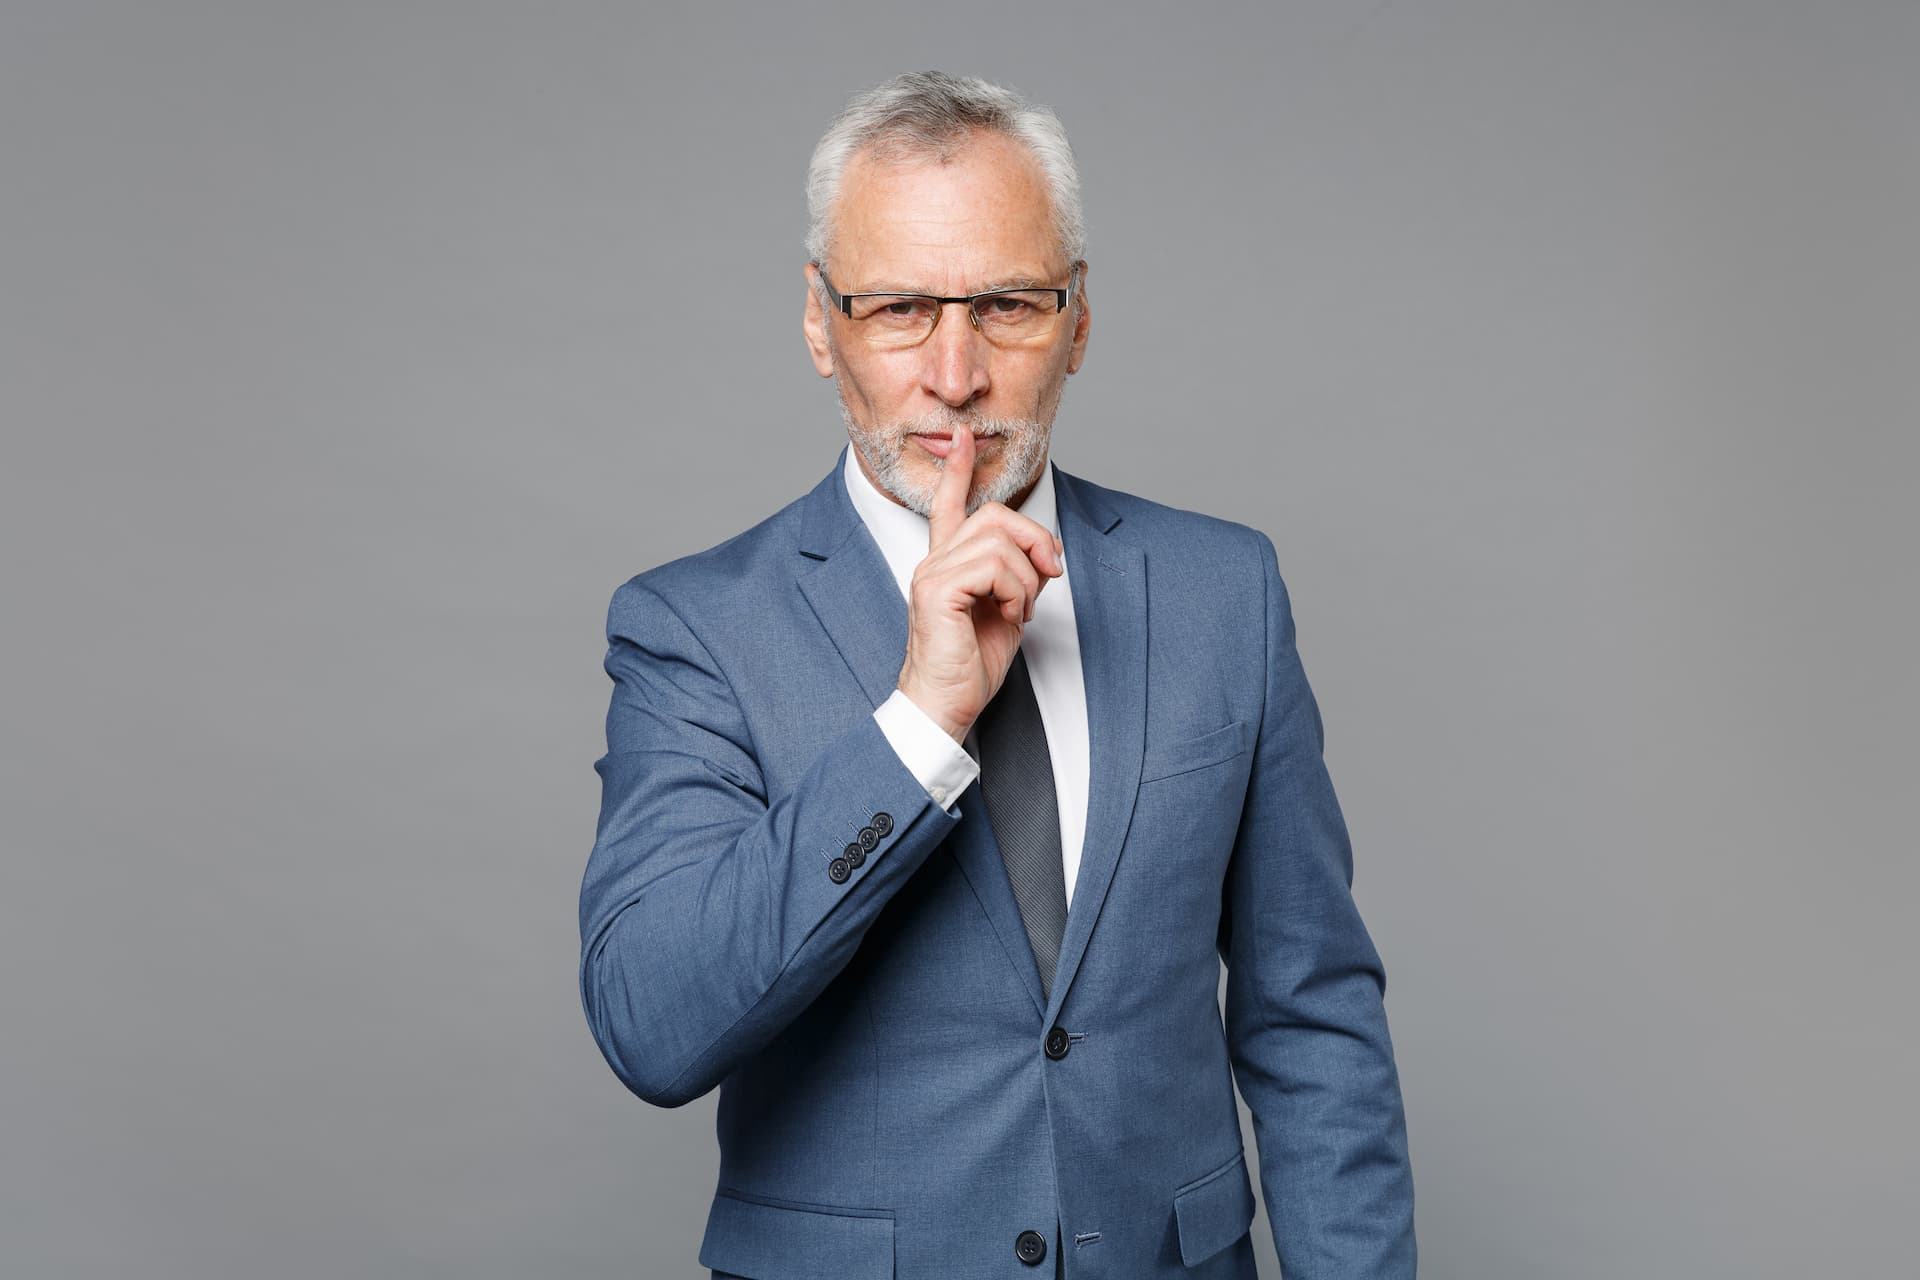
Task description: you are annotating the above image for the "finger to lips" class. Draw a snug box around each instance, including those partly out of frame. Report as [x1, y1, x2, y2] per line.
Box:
[926, 426, 1062, 588]
[928, 421, 975, 553]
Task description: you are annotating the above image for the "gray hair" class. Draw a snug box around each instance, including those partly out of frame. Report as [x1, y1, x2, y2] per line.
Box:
[804, 71, 1085, 275]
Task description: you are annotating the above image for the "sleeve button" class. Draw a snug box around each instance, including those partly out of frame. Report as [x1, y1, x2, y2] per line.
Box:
[871, 812, 893, 836]
[828, 857, 851, 883]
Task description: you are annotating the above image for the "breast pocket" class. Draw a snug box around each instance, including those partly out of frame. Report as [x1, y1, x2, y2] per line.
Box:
[1139, 718, 1252, 784]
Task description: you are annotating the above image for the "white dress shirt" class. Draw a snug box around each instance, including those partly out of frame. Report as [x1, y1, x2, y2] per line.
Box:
[847, 445, 1093, 908]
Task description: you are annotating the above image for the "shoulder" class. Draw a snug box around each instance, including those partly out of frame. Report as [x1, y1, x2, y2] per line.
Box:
[1055, 465, 1278, 570]
[604, 489, 812, 638]
[1056, 466, 1296, 639]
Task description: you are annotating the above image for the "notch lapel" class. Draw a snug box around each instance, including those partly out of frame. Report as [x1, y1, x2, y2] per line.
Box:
[793, 449, 912, 710]
[1043, 466, 1147, 1025]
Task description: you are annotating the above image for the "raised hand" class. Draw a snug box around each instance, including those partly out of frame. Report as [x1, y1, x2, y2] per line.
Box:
[895, 427, 1066, 743]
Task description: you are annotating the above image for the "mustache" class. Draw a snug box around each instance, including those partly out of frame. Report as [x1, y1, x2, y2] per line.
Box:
[886, 411, 1034, 437]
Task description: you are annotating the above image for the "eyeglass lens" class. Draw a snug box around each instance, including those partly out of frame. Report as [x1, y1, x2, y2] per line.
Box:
[845, 290, 1065, 347]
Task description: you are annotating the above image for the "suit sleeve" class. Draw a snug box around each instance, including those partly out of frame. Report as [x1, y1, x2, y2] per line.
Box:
[577, 578, 962, 1107]
[1218, 531, 1417, 1278]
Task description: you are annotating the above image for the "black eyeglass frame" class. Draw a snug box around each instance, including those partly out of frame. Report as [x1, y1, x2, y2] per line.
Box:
[814, 262, 1082, 345]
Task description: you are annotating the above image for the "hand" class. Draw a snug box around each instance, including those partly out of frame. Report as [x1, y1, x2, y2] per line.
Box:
[896, 427, 1066, 743]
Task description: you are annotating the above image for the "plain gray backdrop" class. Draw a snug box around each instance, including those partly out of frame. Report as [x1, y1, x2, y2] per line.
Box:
[3, 2, 1914, 1276]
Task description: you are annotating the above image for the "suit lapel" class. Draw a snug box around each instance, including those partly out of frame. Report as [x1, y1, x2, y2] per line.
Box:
[792, 447, 1149, 1025]
[1044, 465, 1147, 1025]
[794, 448, 911, 709]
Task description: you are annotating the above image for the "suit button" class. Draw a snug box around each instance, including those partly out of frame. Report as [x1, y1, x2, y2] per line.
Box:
[828, 856, 851, 883]
[844, 841, 866, 869]
[871, 812, 893, 836]
[857, 825, 880, 851]
[1015, 1229, 1047, 1265]
[1043, 1026, 1070, 1059]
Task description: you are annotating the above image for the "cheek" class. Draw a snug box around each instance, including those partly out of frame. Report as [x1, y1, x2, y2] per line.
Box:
[838, 352, 915, 409]
[1024, 356, 1073, 410]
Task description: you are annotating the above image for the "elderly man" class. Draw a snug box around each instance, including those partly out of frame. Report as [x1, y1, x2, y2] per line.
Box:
[578, 71, 1416, 1279]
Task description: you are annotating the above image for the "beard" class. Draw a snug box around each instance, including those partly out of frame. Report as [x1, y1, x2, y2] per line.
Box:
[837, 396, 1057, 519]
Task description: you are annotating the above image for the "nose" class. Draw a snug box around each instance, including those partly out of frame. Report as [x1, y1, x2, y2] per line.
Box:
[919, 301, 991, 407]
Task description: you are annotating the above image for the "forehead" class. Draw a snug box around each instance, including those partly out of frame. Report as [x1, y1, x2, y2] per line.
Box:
[830, 131, 1061, 292]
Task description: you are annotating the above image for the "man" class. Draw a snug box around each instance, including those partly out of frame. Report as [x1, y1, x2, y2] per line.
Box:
[578, 71, 1416, 1279]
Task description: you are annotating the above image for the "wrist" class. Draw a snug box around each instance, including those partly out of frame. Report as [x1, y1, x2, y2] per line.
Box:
[896, 680, 970, 744]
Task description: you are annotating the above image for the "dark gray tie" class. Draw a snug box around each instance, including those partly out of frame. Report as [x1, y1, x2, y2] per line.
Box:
[975, 647, 1069, 1002]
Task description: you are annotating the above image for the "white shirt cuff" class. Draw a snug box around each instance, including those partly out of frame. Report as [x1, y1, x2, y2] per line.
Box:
[873, 689, 980, 812]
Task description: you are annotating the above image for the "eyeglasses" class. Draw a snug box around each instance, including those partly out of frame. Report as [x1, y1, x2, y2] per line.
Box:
[815, 263, 1081, 350]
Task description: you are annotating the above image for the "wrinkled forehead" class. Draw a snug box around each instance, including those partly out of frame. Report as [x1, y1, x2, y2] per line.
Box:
[829, 132, 1065, 295]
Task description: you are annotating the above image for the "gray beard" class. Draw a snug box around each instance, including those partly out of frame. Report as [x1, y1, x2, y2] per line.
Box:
[838, 398, 1054, 518]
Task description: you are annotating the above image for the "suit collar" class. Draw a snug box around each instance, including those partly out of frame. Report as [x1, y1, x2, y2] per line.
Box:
[794, 442, 1146, 1023]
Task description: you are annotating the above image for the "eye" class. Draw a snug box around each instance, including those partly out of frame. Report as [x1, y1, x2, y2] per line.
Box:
[858, 296, 935, 324]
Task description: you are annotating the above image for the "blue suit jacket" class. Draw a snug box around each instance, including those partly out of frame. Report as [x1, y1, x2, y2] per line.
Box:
[578, 446, 1416, 1278]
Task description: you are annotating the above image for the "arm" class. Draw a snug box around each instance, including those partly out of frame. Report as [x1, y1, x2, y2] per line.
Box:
[577, 578, 963, 1107]
[1218, 532, 1417, 1278]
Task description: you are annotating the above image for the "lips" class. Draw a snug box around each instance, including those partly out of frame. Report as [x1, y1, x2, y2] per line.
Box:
[909, 432, 995, 459]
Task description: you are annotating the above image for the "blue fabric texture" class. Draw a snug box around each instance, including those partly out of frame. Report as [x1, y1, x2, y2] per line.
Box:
[578, 444, 1416, 1278]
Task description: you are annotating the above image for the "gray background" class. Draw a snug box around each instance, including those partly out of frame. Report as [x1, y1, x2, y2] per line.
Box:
[3, 2, 1914, 1276]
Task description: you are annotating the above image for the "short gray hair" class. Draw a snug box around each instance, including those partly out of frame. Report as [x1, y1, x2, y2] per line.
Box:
[804, 71, 1085, 274]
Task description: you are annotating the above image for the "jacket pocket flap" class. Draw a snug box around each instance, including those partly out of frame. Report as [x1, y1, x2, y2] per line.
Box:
[698, 1188, 894, 1280]
[1172, 1148, 1256, 1268]
[1141, 719, 1252, 783]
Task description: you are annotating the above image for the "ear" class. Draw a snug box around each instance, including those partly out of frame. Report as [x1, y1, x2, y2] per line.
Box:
[802, 263, 835, 377]
[1065, 259, 1091, 375]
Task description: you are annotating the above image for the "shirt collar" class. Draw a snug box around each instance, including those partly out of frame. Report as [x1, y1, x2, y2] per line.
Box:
[842, 441, 1060, 602]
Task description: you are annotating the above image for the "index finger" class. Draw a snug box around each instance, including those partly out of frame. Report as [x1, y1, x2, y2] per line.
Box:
[927, 425, 975, 550]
